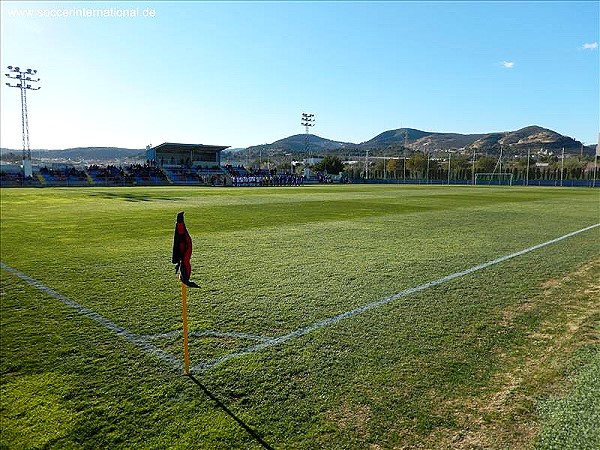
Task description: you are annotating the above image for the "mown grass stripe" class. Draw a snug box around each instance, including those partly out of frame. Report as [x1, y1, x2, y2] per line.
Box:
[191, 222, 600, 373]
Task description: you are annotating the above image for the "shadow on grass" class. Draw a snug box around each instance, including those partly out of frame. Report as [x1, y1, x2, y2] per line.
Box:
[88, 192, 180, 202]
[187, 374, 275, 450]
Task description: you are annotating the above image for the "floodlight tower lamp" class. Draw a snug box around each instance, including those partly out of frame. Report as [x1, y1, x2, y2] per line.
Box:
[4, 65, 41, 178]
[301, 112, 316, 178]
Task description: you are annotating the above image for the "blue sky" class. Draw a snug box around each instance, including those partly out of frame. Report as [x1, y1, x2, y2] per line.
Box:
[1, 1, 598, 150]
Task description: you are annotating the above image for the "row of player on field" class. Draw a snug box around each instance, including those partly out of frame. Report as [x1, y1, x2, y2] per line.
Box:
[231, 174, 304, 187]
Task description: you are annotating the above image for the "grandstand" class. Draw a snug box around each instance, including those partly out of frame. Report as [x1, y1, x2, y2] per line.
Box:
[0, 142, 234, 187]
[146, 142, 231, 186]
[38, 165, 89, 186]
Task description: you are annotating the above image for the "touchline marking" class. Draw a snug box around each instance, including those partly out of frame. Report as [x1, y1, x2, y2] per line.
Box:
[191, 222, 600, 373]
[0, 262, 183, 371]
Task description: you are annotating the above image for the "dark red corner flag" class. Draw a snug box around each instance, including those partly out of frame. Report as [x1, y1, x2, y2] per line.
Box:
[172, 212, 200, 288]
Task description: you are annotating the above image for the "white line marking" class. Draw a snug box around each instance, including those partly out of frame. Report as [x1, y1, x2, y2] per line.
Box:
[191, 223, 600, 372]
[3, 223, 598, 374]
[0, 262, 183, 371]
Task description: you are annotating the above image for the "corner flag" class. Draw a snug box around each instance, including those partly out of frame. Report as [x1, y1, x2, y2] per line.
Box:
[172, 212, 200, 288]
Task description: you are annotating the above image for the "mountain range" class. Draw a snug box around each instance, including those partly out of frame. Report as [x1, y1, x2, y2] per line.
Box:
[1, 126, 595, 163]
[244, 125, 592, 156]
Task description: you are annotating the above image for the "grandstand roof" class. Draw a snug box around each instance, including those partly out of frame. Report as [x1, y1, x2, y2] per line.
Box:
[152, 142, 229, 153]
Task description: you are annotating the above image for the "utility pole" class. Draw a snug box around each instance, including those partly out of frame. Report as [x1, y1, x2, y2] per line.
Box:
[526, 148, 530, 186]
[471, 148, 476, 185]
[5, 66, 41, 178]
[560, 147, 565, 187]
[594, 135, 599, 187]
[499, 146, 503, 175]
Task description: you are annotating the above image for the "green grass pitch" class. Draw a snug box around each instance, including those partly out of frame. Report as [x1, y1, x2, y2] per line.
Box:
[1, 185, 599, 449]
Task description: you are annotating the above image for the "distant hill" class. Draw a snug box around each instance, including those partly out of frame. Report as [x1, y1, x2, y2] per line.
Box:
[359, 128, 431, 147]
[246, 134, 354, 154]
[362, 125, 584, 154]
[242, 125, 589, 157]
[43, 147, 145, 160]
[0, 147, 145, 162]
[223, 148, 246, 153]
[402, 132, 488, 153]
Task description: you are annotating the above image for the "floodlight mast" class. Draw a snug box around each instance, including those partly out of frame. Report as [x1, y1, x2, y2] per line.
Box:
[5, 66, 41, 178]
[301, 112, 315, 150]
[301, 112, 315, 177]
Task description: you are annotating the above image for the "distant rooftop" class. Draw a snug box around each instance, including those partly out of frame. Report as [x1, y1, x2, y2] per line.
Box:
[152, 142, 229, 153]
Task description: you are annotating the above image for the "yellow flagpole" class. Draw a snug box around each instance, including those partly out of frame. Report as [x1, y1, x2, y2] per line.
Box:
[181, 282, 190, 374]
